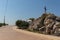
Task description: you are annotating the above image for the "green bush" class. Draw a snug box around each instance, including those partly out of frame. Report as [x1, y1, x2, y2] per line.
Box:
[16, 20, 29, 29]
[0, 23, 3, 27]
[29, 18, 35, 21]
[0, 23, 8, 27]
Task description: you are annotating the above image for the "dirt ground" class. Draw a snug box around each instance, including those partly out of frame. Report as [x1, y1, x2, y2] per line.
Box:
[0, 26, 60, 40]
[13, 26, 60, 40]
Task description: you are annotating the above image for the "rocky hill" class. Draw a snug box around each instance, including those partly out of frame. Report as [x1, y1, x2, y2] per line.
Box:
[29, 13, 60, 35]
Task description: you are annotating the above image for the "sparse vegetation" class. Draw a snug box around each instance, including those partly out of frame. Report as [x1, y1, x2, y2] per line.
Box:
[0, 23, 3, 27]
[29, 18, 35, 21]
[0, 23, 8, 27]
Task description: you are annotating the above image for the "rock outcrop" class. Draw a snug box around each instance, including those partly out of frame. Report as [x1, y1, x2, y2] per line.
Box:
[29, 13, 48, 30]
[29, 13, 60, 35]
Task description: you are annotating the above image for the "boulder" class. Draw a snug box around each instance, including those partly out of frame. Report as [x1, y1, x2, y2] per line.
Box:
[56, 17, 60, 22]
[53, 22, 60, 34]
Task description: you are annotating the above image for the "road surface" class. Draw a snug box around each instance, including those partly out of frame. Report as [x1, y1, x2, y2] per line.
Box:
[0, 26, 60, 40]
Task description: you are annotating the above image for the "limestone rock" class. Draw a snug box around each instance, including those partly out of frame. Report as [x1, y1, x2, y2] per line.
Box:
[28, 13, 60, 35]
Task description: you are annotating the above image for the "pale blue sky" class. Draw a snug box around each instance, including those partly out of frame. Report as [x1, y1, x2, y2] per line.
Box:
[0, 0, 60, 25]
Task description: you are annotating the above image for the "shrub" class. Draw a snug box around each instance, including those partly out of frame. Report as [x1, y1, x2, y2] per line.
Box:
[29, 18, 35, 21]
[16, 20, 29, 29]
[0, 23, 3, 27]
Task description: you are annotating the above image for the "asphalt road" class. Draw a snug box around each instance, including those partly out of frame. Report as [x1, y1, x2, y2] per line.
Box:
[0, 26, 60, 40]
